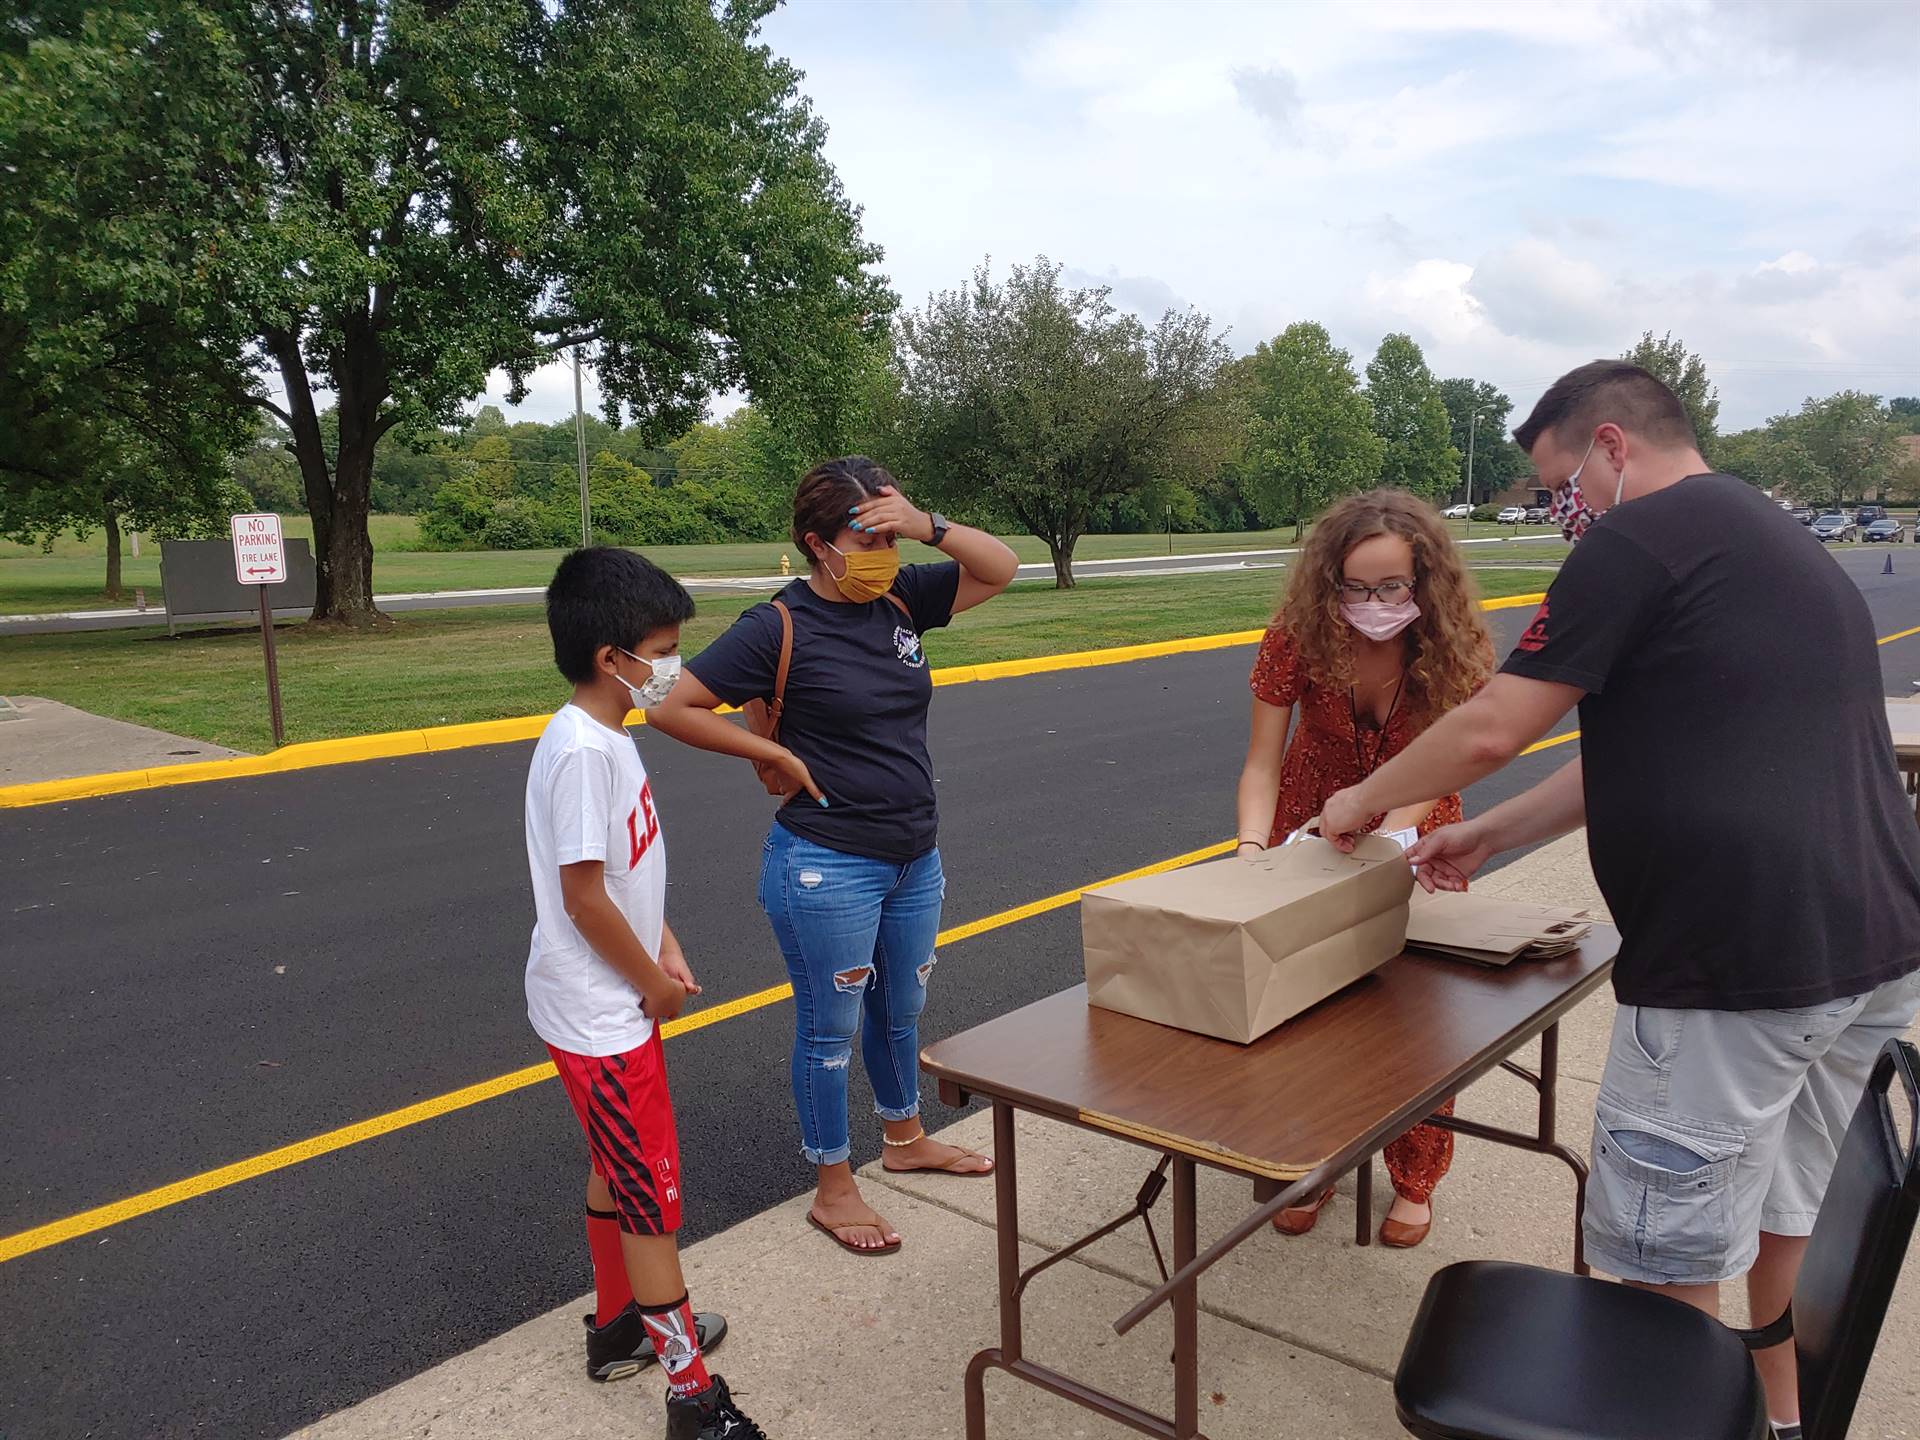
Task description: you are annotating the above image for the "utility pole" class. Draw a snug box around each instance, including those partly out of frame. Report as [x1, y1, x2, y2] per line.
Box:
[1464, 411, 1480, 541]
[573, 346, 591, 547]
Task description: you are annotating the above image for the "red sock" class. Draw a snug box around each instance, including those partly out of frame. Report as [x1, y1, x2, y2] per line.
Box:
[639, 1295, 712, 1398]
[586, 1206, 634, 1326]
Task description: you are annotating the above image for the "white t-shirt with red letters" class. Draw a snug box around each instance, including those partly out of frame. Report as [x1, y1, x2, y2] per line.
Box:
[523, 704, 665, 1056]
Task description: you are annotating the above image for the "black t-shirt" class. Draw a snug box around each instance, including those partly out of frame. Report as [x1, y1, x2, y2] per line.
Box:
[1503, 473, 1920, 1010]
[688, 563, 962, 863]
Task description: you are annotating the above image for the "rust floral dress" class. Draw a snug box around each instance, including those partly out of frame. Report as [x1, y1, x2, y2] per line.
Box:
[1249, 623, 1458, 1205]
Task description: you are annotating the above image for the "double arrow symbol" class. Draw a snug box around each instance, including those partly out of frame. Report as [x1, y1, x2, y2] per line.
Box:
[246, 565, 278, 577]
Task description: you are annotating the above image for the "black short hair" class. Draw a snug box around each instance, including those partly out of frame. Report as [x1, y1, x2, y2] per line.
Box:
[1512, 361, 1699, 453]
[545, 547, 694, 683]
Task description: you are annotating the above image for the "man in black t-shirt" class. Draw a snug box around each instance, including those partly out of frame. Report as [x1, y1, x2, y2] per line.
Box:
[1321, 362, 1920, 1436]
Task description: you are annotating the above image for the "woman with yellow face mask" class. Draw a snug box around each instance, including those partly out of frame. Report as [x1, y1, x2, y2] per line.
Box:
[649, 456, 1018, 1257]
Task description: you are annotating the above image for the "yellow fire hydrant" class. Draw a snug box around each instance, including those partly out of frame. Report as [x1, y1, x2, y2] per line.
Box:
[779, 554, 791, 576]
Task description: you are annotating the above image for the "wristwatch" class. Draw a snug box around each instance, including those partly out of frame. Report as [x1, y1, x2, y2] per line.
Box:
[927, 512, 951, 547]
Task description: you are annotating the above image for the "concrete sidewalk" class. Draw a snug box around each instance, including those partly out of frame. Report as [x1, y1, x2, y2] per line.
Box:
[0, 695, 243, 785]
[292, 835, 1920, 1440]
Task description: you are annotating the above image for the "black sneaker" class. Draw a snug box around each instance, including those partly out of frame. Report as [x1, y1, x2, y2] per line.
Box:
[665, 1374, 768, 1440]
[582, 1304, 728, 1383]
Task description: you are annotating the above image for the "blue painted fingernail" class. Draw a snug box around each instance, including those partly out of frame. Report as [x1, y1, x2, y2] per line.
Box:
[818, 796, 831, 808]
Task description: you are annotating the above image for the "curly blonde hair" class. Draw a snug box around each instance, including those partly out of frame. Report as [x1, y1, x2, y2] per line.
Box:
[1278, 489, 1493, 724]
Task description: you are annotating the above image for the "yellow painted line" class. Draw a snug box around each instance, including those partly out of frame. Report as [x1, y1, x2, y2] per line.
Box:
[931, 632, 1265, 689]
[0, 594, 1550, 811]
[1879, 625, 1920, 647]
[0, 837, 1235, 1265]
[1523, 730, 1580, 755]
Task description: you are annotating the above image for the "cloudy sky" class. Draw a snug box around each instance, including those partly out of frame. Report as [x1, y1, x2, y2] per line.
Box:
[490, 0, 1920, 434]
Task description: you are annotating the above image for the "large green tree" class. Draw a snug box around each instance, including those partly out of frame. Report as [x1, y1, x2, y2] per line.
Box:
[1240, 323, 1384, 540]
[1365, 334, 1459, 501]
[1622, 330, 1720, 455]
[4, 0, 889, 625]
[0, 6, 254, 596]
[886, 258, 1234, 587]
[1719, 392, 1903, 509]
[1437, 378, 1528, 504]
[1784, 391, 1903, 507]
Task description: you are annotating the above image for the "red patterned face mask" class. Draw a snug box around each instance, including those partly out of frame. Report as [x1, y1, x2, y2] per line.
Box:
[1550, 436, 1599, 543]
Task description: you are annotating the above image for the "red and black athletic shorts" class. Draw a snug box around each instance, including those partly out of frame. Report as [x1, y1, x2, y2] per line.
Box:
[548, 1030, 683, 1236]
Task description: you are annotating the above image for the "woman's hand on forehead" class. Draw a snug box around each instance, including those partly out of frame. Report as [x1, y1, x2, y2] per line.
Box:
[848, 484, 932, 544]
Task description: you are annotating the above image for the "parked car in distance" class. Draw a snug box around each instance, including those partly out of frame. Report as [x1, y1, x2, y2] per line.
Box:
[1811, 513, 1858, 542]
[1525, 506, 1550, 524]
[1863, 519, 1905, 543]
[1441, 503, 1472, 519]
[1857, 505, 1889, 526]
[1496, 506, 1527, 524]
[1790, 508, 1814, 525]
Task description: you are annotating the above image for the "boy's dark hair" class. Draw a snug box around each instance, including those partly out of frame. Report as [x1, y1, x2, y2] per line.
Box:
[1513, 361, 1699, 454]
[792, 455, 898, 559]
[545, 547, 694, 683]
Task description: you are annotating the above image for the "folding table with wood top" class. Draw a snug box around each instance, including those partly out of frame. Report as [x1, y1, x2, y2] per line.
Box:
[921, 927, 1620, 1440]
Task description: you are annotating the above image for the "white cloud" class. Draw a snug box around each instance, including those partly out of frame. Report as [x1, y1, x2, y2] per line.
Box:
[1344, 238, 1920, 427]
[453, 0, 1918, 434]
[1231, 65, 1307, 144]
[1363, 260, 1484, 346]
[1466, 239, 1619, 345]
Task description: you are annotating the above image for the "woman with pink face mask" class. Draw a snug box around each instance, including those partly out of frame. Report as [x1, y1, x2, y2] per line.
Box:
[1234, 488, 1493, 1246]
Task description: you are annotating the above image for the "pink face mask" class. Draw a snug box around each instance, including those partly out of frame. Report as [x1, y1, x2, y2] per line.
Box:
[1341, 597, 1421, 642]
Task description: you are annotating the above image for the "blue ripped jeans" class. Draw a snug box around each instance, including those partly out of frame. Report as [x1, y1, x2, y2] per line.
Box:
[758, 824, 945, 1166]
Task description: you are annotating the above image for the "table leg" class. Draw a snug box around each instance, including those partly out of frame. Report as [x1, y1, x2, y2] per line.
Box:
[1539, 1023, 1559, 1145]
[1428, 1023, 1592, 1276]
[1539, 1025, 1589, 1277]
[965, 1100, 1021, 1440]
[1172, 1156, 1199, 1439]
[1354, 1157, 1373, 1247]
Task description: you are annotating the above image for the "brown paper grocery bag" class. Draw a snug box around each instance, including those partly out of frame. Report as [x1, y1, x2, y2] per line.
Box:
[1081, 835, 1414, 1044]
[1404, 890, 1594, 967]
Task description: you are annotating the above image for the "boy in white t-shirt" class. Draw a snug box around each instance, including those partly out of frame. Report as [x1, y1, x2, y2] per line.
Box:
[527, 548, 765, 1440]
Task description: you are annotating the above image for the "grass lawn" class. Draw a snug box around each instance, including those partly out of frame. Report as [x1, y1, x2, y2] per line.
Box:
[0, 518, 1569, 614]
[0, 568, 1550, 754]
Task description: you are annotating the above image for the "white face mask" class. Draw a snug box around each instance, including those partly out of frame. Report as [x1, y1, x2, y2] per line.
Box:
[616, 650, 681, 708]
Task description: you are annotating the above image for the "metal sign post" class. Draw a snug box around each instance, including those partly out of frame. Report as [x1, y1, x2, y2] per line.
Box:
[230, 512, 289, 747]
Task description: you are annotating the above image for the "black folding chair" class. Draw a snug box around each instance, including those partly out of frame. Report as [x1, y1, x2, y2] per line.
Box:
[1393, 1038, 1920, 1440]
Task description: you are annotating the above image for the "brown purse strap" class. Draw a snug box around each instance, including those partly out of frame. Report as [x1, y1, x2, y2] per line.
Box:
[767, 599, 793, 723]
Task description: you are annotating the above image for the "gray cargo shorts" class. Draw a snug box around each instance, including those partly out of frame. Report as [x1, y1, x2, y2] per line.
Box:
[1585, 967, 1920, 1285]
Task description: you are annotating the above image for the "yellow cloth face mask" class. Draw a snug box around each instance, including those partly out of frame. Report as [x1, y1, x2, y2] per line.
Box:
[824, 541, 901, 603]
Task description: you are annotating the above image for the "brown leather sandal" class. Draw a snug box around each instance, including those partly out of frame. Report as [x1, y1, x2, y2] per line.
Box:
[880, 1147, 994, 1178]
[1271, 1189, 1333, 1236]
[1380, 1201, 1433, 1248]
[807, 1212, 902, 1257]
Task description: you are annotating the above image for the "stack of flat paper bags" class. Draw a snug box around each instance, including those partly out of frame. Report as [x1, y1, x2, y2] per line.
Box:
[1405, 889, 1593, 967]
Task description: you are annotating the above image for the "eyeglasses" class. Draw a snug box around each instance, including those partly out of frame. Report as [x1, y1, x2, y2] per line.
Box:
[1340, 580, 1415, 603]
